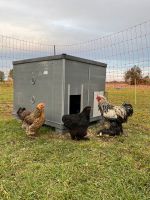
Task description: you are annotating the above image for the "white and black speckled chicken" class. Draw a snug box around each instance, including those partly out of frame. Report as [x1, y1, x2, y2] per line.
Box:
[96, 95, 133, 136]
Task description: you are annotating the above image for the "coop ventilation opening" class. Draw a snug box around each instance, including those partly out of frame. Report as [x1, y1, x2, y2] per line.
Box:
[70, 95, 81, 114]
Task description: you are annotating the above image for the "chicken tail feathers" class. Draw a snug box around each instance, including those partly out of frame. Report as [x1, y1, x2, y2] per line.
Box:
[17, 107, 26, 119]
[62, 115, 70, 127]
[17, 107, 31, 121]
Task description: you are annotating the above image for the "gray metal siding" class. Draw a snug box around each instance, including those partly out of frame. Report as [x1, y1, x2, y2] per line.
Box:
[64, 60, 106, 117]
[14, 60, 64, 124]
[64, 60, 89, 115]
[89, 66, 106, 106]
[13, 54, 107, 129]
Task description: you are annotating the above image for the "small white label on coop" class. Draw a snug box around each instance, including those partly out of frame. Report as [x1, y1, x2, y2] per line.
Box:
[93, 91, 104, 117]
[43, 70, 48, 75]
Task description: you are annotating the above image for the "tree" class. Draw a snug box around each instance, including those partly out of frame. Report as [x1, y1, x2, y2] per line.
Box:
[124, 66, 142, 85]
[0, 70, 5, 82]
[8, 69, 13, 79]
[141, 75, 150, 85]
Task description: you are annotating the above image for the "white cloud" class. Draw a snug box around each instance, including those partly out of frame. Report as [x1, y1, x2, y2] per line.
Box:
[0, 0, 150, 82]
[0, 0, 150, 44]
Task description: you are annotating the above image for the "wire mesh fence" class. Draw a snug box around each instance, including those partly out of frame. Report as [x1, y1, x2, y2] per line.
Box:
[0, 20, 150, 118]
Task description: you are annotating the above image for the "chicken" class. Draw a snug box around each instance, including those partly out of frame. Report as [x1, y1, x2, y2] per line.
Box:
[96, 95, 133, 136]
[62, 106, 91, 140]
[17, 107, 31, 121]
[22, 103, 45, 136]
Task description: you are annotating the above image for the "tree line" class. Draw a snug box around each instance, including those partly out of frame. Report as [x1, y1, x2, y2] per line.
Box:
[0, 69, 13, 82]
[124, 66, 150, 85]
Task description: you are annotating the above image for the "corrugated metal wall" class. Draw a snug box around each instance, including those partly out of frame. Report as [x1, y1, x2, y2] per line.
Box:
[14, 59, 64, 124]
[64, 60, 89, 115]
[64, 59, 106, 117]
[13, 55, 106, 129]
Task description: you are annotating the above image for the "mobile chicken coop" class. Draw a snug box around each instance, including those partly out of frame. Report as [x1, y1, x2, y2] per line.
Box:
[13, 54, 107, 131]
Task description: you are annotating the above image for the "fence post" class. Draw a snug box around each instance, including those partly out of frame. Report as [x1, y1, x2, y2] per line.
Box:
[54, 45, 56, 55]
[134, 78, 137, 105]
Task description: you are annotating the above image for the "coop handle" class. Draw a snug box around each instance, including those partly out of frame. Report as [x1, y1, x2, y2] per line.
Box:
[31, 96, 35, 104]
[31, 77, 36, 85]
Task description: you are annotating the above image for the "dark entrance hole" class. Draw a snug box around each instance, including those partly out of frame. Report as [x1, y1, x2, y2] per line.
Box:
[70, 95, 81, 114]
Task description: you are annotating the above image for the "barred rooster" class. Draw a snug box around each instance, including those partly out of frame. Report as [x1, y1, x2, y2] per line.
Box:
[96, 95, 133, 136]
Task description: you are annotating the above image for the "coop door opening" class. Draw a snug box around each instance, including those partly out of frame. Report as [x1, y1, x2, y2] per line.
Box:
[70, 95, 81, 114]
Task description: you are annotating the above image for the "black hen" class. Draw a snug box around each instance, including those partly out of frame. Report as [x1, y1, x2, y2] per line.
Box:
[62, 106, 91, 140]
[17, 107, 31, 121]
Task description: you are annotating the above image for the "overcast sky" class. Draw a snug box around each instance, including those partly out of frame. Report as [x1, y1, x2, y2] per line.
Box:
[0, 0, 150, 44]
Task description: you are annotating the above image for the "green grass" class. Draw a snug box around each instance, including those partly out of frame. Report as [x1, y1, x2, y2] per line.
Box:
[0, 83, 150, 200]
[0, 82, 13, 118]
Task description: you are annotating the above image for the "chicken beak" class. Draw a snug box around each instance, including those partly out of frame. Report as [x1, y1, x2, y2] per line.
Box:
[37, 103, 45, 110]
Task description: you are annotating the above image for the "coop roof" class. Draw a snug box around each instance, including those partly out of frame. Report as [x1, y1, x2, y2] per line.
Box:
[13, 54, 107, 68]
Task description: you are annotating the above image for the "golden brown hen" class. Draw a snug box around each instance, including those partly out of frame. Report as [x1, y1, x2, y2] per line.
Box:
[23, 103, 45, 136]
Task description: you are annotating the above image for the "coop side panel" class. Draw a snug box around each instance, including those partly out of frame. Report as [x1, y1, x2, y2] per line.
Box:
[64, 60, 106, 118]
[89, 66, 106, 118]
[64, 60, 89, 114]
[13, 63, 36, 112]
[13, 60, 64, 125]
[89, 65, 106, 104]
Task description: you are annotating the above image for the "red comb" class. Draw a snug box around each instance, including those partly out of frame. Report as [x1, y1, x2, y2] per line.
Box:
[96, 96, 101, 101]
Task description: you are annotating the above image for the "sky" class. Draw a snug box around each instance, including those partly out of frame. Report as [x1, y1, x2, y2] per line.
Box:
[0, 0, 150, 45]
[0, 0, 150, 81]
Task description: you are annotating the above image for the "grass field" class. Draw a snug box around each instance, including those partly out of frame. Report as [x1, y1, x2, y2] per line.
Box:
[0, 83, 150, 200]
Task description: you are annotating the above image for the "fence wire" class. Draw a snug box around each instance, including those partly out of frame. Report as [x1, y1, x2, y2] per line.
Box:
[0, 20, 150, 117]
